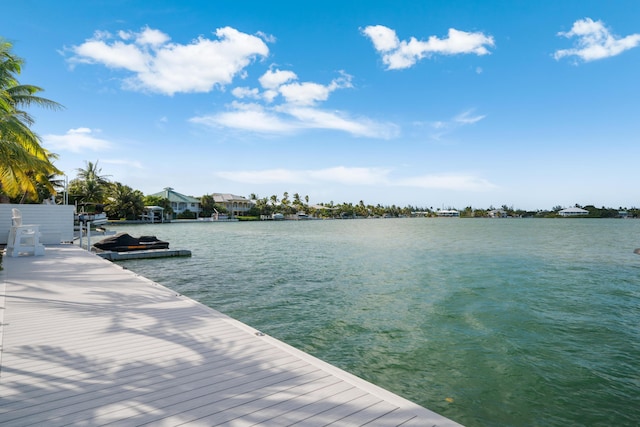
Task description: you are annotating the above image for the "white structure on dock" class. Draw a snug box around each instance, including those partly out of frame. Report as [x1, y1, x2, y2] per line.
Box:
[0, 204, 74, 245]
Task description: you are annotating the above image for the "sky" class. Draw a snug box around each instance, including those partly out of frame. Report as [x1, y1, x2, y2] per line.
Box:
[2, 0, 640, 210]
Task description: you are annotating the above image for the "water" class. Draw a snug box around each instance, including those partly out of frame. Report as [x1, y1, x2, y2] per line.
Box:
[107, 218, 640, 426]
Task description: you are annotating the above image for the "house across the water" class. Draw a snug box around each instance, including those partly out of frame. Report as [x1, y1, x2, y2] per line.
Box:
[212, 193, 253, 218]
[436, 209, 460, 217]
[149, 187, 201, 219]
[558, 207, 589, 217]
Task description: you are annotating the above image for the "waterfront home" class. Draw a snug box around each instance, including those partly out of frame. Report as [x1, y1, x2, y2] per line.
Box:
[558, 207, 589, 217]
[488, 209, 508, 218]
[212, 193, 253, 218]
[149, 187, 201, 219]
[436, 209, 460, 217]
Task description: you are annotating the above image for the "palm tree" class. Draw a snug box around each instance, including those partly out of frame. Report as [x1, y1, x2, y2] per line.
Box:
[0, 38, 63, 201]
[14, 152, 63, 203]
[76, 160, 110, 186]
[71, 160, 111, 204]
[106, 183, 144, 220]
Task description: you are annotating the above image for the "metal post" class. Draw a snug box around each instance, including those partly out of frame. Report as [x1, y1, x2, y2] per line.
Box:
[86, 221, 91, 251]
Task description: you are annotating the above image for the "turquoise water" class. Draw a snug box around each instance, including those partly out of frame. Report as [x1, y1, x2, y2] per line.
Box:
[109, 219, 640, 426]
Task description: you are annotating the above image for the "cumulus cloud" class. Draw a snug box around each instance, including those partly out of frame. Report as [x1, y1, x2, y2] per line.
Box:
[215, 166, 495, 191]
[362, 25, 494, 70]
[554, 18, 640, 62]
[69, 27, 396, 139]
[231, 87, 261, 99]
[43, 128, 112, 152]
[191, 69, 398, 139]
[68, 26, 269, 95]
[259, 68, 297, 89]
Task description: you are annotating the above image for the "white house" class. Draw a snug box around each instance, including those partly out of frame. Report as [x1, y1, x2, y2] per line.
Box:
[436, 209, 460, 217]
[212, 193, 253, 218]
[558, 207, 589, 217]
[149, 187, 201, 218]
[488, 209, 508, 218]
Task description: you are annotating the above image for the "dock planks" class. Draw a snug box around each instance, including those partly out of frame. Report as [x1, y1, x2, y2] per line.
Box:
[0, 245, 461, 426]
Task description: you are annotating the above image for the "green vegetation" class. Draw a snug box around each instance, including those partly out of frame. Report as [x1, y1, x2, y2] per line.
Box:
[11, 154, 640, 220]
[0, 38, 63, 203]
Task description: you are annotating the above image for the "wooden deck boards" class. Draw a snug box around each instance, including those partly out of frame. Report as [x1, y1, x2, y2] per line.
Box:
[0, 245, 461, 426]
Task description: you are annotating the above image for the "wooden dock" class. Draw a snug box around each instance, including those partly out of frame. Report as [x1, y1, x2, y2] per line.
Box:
[0, 245, 462, 426]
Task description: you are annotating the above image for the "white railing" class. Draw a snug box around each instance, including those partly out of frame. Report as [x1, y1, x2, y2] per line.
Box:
[0, 204, 75, 245]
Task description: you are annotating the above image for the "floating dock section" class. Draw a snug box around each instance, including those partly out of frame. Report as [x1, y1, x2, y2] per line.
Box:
[0, 245, 461, 426]
[95, 248, 192, 261]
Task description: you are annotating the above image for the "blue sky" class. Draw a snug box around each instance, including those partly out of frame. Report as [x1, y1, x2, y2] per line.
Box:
[3, 1, 640, 210]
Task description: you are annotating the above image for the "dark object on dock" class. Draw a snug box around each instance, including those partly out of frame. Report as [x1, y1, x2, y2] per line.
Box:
[93, 233, 169, 252]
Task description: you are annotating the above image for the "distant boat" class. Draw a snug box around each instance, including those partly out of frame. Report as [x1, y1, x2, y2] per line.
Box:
[634, 248, 640, 255]
[272, 213, 285, 220]
[78, 212, 108, 225]
[93, 233, 169, 252]
[76, 203, 108, 225]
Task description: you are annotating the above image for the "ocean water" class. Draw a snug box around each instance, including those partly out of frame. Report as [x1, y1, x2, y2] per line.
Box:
[108, 218, 640, 426]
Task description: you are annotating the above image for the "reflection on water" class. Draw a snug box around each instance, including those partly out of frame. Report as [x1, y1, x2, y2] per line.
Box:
[110, 218, 640, 426]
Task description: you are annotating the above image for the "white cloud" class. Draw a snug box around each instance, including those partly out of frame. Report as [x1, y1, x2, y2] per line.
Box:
[216, 166, 391, 186]
[361, 25, 400, 52]
[308, 166, 391, 185]
[215, 166, 495, 191]
[554, 18, 640, 62]
[278, 81, 333, 106]
[71, 38, 149, 72]
[283, 106, 399, 138]
[192, 71, 396, 139]
[455, 110, 486, 125]
[279, 73, 352, 106]
[398, 173, 497, 191]
[232, 86, 261, 99]
[259, 68, 297, 89]
[43, 128, 112, 153]
[217, 168, 307, 184]
[362, 25, 494, 70]
[190, 102, 299, 133]
[68, 26, 269, 95]
[426, 109, 486, 140]
[192, 101, 398, 138]
[134, 27, 170, 46]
